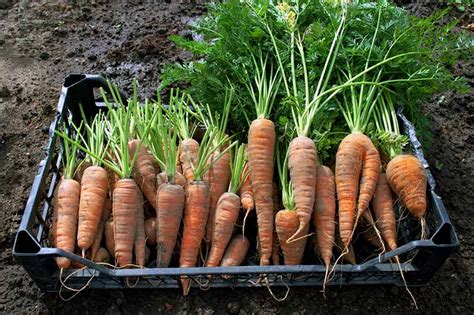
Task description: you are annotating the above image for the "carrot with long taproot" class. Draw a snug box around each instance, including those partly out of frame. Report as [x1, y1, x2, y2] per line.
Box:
[220, 235, 250, 267]
[313, 165, 336, 287]
[206, 144, 247, 267]
[244, 57, 280, 265]
[372, 173, 397, 251]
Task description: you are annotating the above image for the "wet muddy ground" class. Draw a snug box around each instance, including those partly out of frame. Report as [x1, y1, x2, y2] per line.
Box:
[0, 1, 472, 313]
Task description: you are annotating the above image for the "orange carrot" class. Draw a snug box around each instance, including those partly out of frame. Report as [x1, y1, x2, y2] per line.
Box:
[104, 219, 115, 256]
[113, 179, 140, 267]
[144, 217, 156, 246]
[271, 182, 280, 265]
[204, 149, 231, 243]
[107, 165, 119, 196]
[248, 118, 275, 265]
[220, 235, 250, 267]
[372, 173, 397, 251]
[134, 190, 146, 267]
[386, 154, 426, 222]
[54, 178, 81, 269]
[128, 139, 158, 211]
[336, 133, 381, 247]
[313, 165, 336, 280]
[91, 197, 112, 260]
[180, 180, 210, 268]
[180, 138, 200, 182]
[206, 192, 240, 266]
[156, 183, 185, 267]
[287, 136, 317, 240]
[77, 165, 109, 252]
[275, 210, 308, 265]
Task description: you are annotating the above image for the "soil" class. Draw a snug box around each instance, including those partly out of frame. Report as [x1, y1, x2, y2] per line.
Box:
[0, 1, 472, 313]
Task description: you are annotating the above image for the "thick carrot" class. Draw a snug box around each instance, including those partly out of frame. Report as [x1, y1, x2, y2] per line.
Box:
[179, 181, 210, 268]
[113, 179, 140, 267]
[248, 118, 275, 265]
[91, 197, 112, 260]
[144, 217, 156, 246]
[179, 138, 200, 182]
[77, 165, 109, 251]
[336, 133, 380, 247]
[275, 209, 308, 265]
[287, 136, 317, 239]
[206, 192, 240, 266]
[129, 139, 158, 211]
[372, 173, 397, 251]
[386, 155, 427, 220]
[157, 171, 186, 189]
[104, 219, 115, 256]
[156, 183, 185, 267]
[204, 150, 231, 243]
[134, 190, 146, 267]
[312, 165, 336, 270]
[54, 178, 80, 269]
[220, 235, 250, 267]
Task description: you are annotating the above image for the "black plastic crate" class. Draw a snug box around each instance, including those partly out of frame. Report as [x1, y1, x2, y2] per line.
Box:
[13, 74, 459, 292]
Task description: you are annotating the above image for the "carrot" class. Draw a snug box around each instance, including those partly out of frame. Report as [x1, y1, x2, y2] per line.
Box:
[134, 190, 146, 267]
[287, 136, 317, 241]
[312, 165, 336, 285]
[335, 132, 381, 247]
[180, 180, 210, 268]
[107, 165, 119, 196]
[128, 139, 158, 211]
[248, 118, 275, 265]
[220, 235, 250, 267]
[91, 197, 112, 260]
[144, 217, 156, 246]
[77, 165, 109, 252]
[275, 210, 308, 265]
[386, 155, 426, 224]
[104, 219, 115, 256]
[54, 178, 81, 269]
[157, 171, 186, 189]
[206, 192, 240, 266]
[372, 173, 397, 251]
[156, 182, 185, 267]
[204, 149, 231, 243]
[271, 182, 280, 265]
[113, 179, 140, 267]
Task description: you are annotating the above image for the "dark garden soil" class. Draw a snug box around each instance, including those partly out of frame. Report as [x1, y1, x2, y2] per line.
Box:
[0, 1, 472, 313]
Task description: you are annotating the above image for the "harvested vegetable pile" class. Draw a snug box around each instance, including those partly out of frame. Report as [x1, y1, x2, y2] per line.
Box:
[49, 0, 472, 300]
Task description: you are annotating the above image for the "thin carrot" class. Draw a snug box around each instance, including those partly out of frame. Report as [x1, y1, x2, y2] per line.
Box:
[104, 219, 115, 256]
[91, 197, 112, 260]
[220, 235, 250, 267]
[312, 165, 336, 287]
[134, 190, 146, 267]
[239, 161, 254, 212]
[128, 139, 158, 211]
[271, 181, 280, 265]
[206, 144, 247, 267]
[372, 173, 397, 251]
[180, 138, 200, 182]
